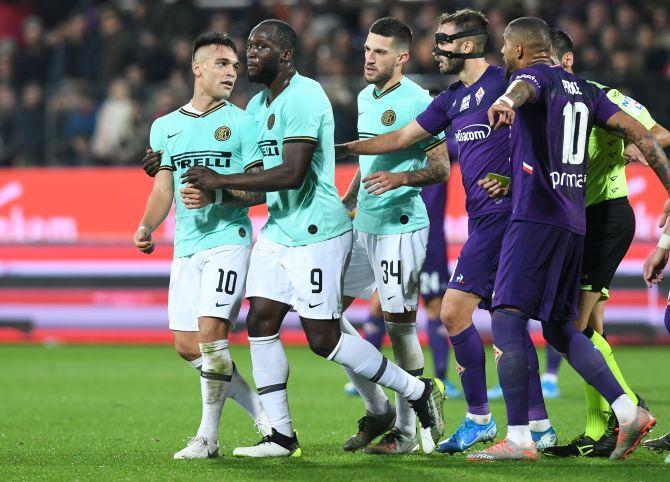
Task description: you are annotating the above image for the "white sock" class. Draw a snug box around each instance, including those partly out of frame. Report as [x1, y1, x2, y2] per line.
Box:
[249, 334, 293, 437]
[227, 366, 267, 426]
[507, 425, 533, 448]
[466, 412, 492, 425]
[529, 418, 551, 432]
[339, 316, 390, 415]
[327, 333, 425, 401]
[195, 339, 232, 443]
[387, 322, 424, 437]
[611, 394, 637, 425]
[188, 356, 203, 370]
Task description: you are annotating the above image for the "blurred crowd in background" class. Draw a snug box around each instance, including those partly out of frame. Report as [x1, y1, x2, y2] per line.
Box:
[1, 0, 669, 167]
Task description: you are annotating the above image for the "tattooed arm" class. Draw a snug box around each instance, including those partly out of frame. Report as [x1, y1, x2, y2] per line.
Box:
[180, 166, 266, 209]
[605, 111, 670, 196]
[605, 110, 670, 228]
[487, 79, 537, 129]
[362, 141, 449, 196]
[341, 169, 361, 211]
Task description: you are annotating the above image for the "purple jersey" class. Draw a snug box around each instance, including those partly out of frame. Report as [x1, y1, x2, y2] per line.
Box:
[508, 64, 621, 234]
[416, 65, 512, 218]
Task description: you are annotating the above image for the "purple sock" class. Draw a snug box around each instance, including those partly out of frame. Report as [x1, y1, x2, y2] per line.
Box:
[545, 344, 562, 375]
[363, 315, 386, 349]
[491, 309, 530, 426]
[450, 323, 489, 415]
[427, 319, 449, 380]
[665, 304, 670, 335]
[542, 321, 625, 404]
[525, 331, 549, 421]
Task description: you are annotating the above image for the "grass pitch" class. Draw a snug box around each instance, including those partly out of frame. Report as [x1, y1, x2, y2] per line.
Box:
[0, 344, 668, 481]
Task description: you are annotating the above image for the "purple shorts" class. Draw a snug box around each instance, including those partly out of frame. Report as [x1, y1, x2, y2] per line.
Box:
[492, 220, 584, 323]
[448, 212, 510, 310]
[419, 183, 449, 301]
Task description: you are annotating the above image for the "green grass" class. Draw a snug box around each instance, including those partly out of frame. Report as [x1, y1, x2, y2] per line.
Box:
[0, 344, 667, 481]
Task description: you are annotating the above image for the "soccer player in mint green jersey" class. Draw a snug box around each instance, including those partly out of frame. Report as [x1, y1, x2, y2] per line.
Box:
[181, 19, 446, 458]
[134, 33, 270, 460]
[540, 29, 670, 458]
[332, 18, 449, 455]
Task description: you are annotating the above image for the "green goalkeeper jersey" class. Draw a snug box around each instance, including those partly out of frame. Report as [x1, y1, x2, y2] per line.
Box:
[586, 81, 657, 207]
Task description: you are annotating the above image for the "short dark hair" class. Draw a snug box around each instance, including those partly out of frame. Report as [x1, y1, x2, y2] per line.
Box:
[369, 17, 412, 50]
[438, 9, 489, 49]
[255, 19, 298, 51]
[507, 17, 551, 47]
[192, 32, 237, 61]
[550, 28, 574, 59]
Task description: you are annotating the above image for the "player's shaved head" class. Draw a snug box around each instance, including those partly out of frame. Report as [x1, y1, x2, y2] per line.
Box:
[252, 19, 297, 53]
[192, 31, 237, 62]
[506, 17, 551, 52]
[501, 17, 553, 71]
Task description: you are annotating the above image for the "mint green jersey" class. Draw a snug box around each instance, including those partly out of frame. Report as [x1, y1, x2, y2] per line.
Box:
[354, 78, 445, 234]
[586, 82, 657, 207]
[246, 73, 352, 246]
[150, 102, 262, 257]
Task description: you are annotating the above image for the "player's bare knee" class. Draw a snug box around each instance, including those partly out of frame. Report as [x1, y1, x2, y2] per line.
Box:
[440, 303, 466, 332]
[174, 343, 200, 361]
[198, 316, 229, 342]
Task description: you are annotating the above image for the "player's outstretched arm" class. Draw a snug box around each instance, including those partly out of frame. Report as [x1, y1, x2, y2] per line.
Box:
[604, 111, 670, 226]
[643, 225, 670, 287]
[335, 120, 431, 159]
[180, 166, 267, 209]
[181, 142, 314, 192]
[341, 168, 361, 212]
[488, 80, 537, 129]
[651, 123, 670, 149]
[363, 142, 449, 195]
[134, 169, 174, 254]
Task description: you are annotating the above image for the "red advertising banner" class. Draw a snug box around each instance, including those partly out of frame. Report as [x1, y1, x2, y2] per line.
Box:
[0, 164, 666, 245]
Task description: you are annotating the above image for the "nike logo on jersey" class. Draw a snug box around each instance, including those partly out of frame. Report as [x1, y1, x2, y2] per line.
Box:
[215, 302, 229, 307]
[387, 295, 396, 300]
[358, 112, 365, 116]
[308, 302, 324, 308]
[167, 132, 181, 139]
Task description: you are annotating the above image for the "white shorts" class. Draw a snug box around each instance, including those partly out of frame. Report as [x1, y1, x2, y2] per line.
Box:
[245, 231, 353, 319]
[168, 244, 250, 331]
[343, 228, 428, 313]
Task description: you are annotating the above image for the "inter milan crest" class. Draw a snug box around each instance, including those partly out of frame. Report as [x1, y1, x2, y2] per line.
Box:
[214, 126, 231, 141]
[267, 114, 275, 130]
[381, 109, 396, 126]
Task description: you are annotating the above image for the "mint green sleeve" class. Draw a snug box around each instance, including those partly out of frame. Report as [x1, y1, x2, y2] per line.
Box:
[412, 94, 446, 152]
[281, 89, 322, 144]
[149, 119, 173, 171]
[608, 89, 656, 130]
[240, 114, 264, 172]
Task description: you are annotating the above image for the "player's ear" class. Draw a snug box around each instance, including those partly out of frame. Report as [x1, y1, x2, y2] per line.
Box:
[192, 60, 200, 78]
[563, 52, 574, 70]
[397, 50, 409, 66]
[462, 39, 473, 54]
[515, 43, 523, 60]
[281, 48, 294, 64]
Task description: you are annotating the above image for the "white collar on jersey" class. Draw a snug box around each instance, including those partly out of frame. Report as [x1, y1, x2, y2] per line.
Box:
[182, 102, 204, 115]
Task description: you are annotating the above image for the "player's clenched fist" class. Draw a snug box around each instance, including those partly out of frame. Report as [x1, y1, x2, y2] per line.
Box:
[180, 186, 213, 209]
[181, 166, 223, 190]
[133, 225, 155, 254]
[142, 147, 163, 177]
